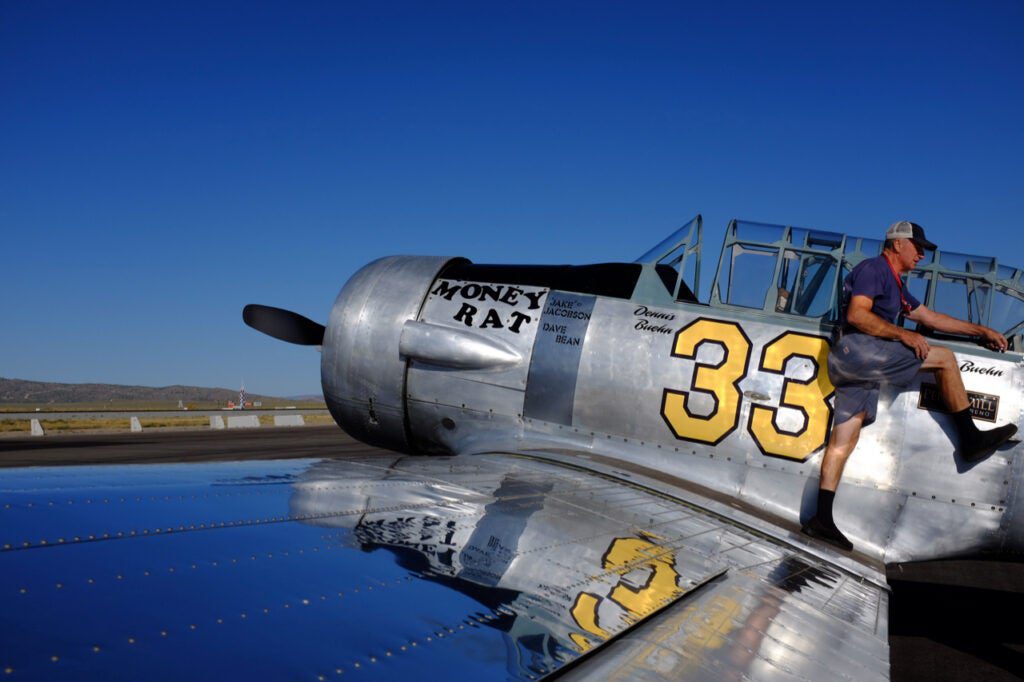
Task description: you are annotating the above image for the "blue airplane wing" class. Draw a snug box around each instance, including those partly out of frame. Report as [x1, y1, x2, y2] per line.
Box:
[0, 453, 888, 680]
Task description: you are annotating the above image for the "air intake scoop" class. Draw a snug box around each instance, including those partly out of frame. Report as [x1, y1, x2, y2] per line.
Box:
[399, 320, 523, 369]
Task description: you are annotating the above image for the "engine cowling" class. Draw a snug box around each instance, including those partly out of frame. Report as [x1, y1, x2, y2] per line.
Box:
[321, 256, 463, 453]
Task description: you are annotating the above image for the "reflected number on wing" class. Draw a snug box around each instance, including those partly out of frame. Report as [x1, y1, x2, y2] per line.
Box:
[569, 534, 683, 651]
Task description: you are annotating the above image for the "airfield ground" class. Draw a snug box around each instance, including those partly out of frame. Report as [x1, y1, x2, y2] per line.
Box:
[0, 412, 335, 434]
[0, 426, 1020, 680]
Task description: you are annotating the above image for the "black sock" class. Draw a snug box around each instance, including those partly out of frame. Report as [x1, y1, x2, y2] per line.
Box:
[817, 489, 836, 525]
[951, 407, 980, 444]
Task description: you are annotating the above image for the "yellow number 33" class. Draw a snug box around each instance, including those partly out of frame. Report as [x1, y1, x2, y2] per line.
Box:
[661, 319, 834, 461]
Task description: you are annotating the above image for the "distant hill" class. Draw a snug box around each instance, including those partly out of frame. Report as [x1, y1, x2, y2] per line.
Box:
[0, 377, 302, 405]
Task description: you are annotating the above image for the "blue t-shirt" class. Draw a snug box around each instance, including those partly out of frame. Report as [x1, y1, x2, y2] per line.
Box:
[841, 254, 921, 326]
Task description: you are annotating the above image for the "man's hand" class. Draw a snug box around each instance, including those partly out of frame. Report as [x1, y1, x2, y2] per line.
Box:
[979, 326, 1009, 352]
[910, 305, 1009, 352]
[899, 328, 931, 359]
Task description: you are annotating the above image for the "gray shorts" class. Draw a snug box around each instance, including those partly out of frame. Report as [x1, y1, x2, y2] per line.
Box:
[827, 332, 923, 427]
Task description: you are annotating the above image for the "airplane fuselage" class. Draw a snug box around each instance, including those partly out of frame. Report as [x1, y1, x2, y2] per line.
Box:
[321, 255, 1024, 564]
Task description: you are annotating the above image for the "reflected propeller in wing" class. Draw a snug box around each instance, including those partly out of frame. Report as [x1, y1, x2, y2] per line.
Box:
[242, 304, 325, 345]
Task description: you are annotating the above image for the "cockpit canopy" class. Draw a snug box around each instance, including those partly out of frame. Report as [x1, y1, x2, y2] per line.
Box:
[638, 217, 1024, 351]
[711, 221, 849, 318]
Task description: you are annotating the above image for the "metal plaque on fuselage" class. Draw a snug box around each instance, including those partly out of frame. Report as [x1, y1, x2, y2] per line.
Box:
[524, 292, 597, 425]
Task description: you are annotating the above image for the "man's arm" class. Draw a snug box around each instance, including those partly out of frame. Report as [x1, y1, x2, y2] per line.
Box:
[846, 295, 932, 358]
[907, 305, 1008, 351]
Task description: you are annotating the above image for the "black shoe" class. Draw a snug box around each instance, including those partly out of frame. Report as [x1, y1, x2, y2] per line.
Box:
[962, 424, 1018, 462]
[801, 516, 853, 552]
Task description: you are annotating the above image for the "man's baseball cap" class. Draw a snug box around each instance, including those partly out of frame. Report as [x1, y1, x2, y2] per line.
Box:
[885, 220, 937, 251]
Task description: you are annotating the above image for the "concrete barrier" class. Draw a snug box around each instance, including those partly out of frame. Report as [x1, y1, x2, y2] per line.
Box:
[273, 414, 305, 427]
[30, 419, 44, 437]
[130, 416, 143, 433]
[210, 415, 225, 430]
[227, 415, 260, 429]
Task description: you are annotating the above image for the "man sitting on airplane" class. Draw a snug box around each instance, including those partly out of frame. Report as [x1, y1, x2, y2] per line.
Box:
[802, 221, 1018, 551]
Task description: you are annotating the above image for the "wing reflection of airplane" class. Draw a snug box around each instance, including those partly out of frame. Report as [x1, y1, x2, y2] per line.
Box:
[2, 216, 1022, 679]
[287, 456, 887, 681]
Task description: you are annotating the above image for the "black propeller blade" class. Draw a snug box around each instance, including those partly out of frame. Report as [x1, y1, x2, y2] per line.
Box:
[242, 304, 325, 346]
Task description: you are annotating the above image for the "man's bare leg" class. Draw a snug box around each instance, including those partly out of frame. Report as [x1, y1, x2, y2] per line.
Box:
[802, 412, 866, 551]
[920, 346, 968, 411]
[920, 345, 1016, 460]
[819, 412, 866, 491]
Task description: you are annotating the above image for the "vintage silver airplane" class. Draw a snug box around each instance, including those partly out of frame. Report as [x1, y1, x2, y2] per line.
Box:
[2, 217, 1021, 679]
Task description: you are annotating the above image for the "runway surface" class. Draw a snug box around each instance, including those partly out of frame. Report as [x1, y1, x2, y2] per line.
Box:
[1, 426, 1021, 680]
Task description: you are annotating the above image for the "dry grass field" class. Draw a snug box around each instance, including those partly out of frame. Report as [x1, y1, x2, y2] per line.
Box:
[0, 400, 327, 413]
[0, 412, 335, 434]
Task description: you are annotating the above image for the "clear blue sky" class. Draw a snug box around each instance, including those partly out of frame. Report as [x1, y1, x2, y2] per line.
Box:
[2, 1, 1022, 396]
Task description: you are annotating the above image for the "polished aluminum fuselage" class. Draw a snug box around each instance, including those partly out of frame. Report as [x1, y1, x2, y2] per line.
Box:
[323, 256, 1024, 564]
